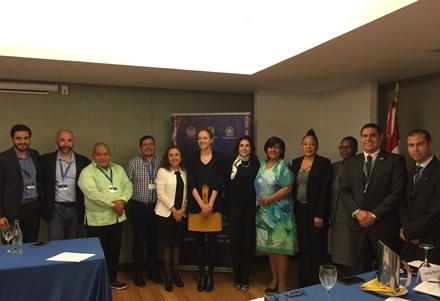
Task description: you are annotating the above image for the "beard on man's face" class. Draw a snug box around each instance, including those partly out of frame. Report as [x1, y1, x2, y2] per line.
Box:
[59, 146, 73, 154]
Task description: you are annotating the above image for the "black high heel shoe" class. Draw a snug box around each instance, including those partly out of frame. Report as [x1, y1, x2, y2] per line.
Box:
[264, 286, 278, 295]
[172, 272, 184, 287]
[164, 276, 173, 292]
[205, 272, 214, 292]
[197, 273, 206, 292]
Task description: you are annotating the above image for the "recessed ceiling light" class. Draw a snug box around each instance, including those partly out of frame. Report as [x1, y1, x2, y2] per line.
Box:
[0, 0, 417, 75]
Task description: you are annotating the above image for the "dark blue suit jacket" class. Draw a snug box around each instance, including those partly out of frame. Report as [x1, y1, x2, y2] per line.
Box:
[340, 149, 407, 234]
[0, 147, 44, 221]
[400, 156, 440, 263]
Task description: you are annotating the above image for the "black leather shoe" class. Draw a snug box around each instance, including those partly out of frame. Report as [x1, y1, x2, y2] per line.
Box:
[164, 276, 173, 292]
[264, 286, 278, 294]
[197, 274, 205, 292]
[172, 272, 184, 287]
[134, 274, 146, 287]
[205, 273, 214, 292]
[148, 272, 164, 284]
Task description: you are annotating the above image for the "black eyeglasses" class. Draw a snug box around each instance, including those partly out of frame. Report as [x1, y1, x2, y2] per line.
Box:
[264, 290, 307, 301]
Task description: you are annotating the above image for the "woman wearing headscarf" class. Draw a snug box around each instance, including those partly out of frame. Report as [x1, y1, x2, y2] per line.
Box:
[292, 129, 332, 287]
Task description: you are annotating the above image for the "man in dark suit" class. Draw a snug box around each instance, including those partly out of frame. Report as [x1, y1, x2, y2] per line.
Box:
[400, 129, 440, 264]
[40, 129, 90, 240]
[340, 123, 407, 274]
[0, 124, 44, 243]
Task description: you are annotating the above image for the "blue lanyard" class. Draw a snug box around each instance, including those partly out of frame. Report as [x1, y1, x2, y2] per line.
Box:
[141, 156, 154, 182]
[59, 160, 73, 181]
[97, 166, 113, 185]
[19, 156, 34, 182]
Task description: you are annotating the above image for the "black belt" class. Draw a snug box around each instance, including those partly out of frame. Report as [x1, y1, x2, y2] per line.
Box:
[21, 197, 39, 204]
[133, 200, 155, 206]
[55, 201, 76, 207]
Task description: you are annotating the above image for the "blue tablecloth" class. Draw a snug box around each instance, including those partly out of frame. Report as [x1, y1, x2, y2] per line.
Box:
[0, 237, 111, 301]
[275, 271, 439, 301]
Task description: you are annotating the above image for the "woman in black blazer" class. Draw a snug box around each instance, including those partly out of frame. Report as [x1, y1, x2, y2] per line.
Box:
[291, 129, 332, 288]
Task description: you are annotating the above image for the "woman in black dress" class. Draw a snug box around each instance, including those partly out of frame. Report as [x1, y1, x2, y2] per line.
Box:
[187, 128, 225, 292]
[155, 146, 187, 292]
[225, 135, 259, 292]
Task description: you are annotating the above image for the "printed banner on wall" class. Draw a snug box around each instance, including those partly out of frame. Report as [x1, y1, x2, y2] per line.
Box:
[171, 112, 251, 270]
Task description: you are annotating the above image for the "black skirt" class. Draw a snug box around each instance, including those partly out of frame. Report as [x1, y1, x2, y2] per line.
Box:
[156, 215, 188, 244]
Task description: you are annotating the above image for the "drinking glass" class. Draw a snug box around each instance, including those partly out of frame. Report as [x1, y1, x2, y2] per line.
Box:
[1, 226, 13, 254]
[419, 244, 434, 268]
[319, 265, 337, 300]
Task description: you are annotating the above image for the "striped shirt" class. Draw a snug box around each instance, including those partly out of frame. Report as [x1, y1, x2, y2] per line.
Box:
[125, 155, 162, 204]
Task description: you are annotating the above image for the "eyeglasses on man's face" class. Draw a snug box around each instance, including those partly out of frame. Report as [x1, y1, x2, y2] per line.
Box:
[338, 146, 352, 150]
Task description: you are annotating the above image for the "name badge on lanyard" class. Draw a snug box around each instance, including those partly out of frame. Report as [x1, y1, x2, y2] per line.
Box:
[58, 183, 68, 191]
[59, 160, 72, 191]
[26, 183, 36, 190]
[97, 166, 117, 193]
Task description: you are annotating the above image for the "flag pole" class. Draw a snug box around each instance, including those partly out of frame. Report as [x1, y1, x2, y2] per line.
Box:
[385, 83, 400, 153]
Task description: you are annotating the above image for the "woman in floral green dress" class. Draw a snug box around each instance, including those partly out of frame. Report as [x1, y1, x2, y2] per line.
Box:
[255, 136, 297, 293]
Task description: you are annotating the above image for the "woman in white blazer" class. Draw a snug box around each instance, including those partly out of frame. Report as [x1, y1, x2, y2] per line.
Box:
[155, 146, 187, 292]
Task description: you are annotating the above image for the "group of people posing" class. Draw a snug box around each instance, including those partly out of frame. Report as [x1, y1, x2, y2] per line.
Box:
[254, 123, 440, 295]
[1, 123, 439, 295]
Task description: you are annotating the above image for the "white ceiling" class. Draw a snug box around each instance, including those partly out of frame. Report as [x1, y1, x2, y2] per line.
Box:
[0, 0, 439, 94]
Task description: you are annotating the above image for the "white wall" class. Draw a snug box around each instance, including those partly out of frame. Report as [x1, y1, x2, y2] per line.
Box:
[255, 90, 319, 162]
[255, 82, 377, 163]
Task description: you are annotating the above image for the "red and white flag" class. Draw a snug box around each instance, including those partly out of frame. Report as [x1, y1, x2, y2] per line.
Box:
[385, 94, 400, 154]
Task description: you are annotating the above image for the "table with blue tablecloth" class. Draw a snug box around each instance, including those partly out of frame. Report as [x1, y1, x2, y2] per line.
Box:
[0, 237, 111, 301]
[258, 271, 439, 301]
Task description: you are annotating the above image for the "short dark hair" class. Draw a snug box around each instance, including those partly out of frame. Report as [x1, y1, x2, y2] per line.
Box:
[341, 136, 358, 153]
[139, 135, 155, 146]
[264, 136, 286, 159]
[361, 123, 382, 136]
[10, 124, 32, 138]
[233, 135, 258, 161]
[161, 146, 185, 171]
[407, 129, 432, 142]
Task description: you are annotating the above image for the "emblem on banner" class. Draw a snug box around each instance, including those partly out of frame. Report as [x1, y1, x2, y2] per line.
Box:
[207, 127, 215, 136]
[225, 127, 234, 137]
[186, 127, 196, 137]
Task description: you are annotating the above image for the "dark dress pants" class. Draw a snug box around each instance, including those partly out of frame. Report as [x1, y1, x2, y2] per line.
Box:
[351, 227, 400, 275]
[86, 222, 123, 282]
[228, 205, 255, 285]
[18, 201, 41, 243]
[296, 202, 329, 288]
[131, 202, 159, 275]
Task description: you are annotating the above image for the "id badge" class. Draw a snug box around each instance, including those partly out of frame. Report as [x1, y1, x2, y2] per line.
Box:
[148, 183, 156, 190]
[109, 186, 118, 193]
[26, 183, 36, 190]
[58, 184, 68, 191]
